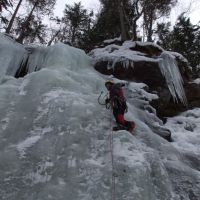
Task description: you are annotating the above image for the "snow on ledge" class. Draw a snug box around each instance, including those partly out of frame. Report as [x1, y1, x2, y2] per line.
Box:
[103, 37, 121, 44]
[90, 40, 187, 105]
[193, 78, 200, 84]
[89, 41, 158, 67]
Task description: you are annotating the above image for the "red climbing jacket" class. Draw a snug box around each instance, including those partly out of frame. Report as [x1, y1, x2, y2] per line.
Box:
[108, 83, 127, 109]
[105, 82, 135, 132]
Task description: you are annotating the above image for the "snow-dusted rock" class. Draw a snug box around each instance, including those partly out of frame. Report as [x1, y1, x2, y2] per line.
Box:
[89, 40, 200, 118]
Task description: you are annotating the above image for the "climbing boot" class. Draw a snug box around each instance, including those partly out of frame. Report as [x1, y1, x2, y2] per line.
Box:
[128, 121, 135, 133]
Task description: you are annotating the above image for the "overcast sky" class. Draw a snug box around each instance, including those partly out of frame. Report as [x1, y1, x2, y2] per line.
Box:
[54, 0, 200, 25]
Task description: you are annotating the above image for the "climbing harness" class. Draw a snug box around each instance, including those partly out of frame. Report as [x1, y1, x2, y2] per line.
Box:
[109, 109, 116, 200]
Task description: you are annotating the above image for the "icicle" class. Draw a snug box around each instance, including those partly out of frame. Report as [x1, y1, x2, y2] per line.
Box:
[158, 52, 187, 105]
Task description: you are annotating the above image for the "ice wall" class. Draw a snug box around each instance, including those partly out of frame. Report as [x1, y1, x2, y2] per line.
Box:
[0, 36, 199, 200]
[0, 34, 28, 79]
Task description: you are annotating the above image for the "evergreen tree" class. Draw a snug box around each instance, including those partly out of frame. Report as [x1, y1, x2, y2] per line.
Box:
[90, 2, 120, 44]
[0, 0, 12, 12]
[170, 16, 199, 69]
[89, 0, 177, 45]
[63, 2, 93, 46]
[141, 0, 177, 41]
[0, 0, 12, 27]
[156, 16, 200, 75]
[155, 22, 171, 49]
[15, 15, 47, 44]
[94, 0, 132, 42]
[194, 27, 200, 76]
[16, 0, 56, 43]
[87, 0, 134, 47]
[5, 0, 23, 33]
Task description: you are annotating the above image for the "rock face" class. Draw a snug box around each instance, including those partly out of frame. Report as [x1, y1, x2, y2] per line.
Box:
[94, 60, 166, 88]
[90, 41, 200, 119]
[185, 82, 200, 107]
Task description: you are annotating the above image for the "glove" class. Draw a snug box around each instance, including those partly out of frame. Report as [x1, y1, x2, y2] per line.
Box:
[105, 98, 110, 104]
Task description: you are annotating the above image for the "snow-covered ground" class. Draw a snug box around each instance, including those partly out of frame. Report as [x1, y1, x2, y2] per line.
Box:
[165, 108, 200, 156]
[0, 35, 200, 200]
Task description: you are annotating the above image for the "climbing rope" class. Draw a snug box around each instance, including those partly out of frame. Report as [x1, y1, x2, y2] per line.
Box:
[109, 109, 116, 200]
[99, 91, 116, 199]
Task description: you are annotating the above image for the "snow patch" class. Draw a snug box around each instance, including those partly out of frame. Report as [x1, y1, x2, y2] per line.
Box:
[193, 78, 200, 84]
[165, 108, 200, 155]
[128, 82, 158, 101]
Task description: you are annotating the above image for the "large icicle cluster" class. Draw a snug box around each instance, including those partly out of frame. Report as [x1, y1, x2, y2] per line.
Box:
[158, 52, 187, 105]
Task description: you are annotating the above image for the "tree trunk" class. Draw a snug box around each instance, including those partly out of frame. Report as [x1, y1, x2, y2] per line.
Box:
[132, 20, 137, 41]
[71, 27, 76, 45]
[6, 0, 23, 34]
[47, 30, 61, 46]
[16, 1, 38, 43]
[132, 0, 143, 41]
[147, 11, 153, 42]
[117, 0, 129, 42]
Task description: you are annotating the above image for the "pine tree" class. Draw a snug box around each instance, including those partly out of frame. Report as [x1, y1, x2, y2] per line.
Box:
[15, 15, 47, 44]
[171, 17, 199, 69]
[88, 0, 133, 46]
[142, 0, 177, 41]
[194, 27, 200, 76]
[156, 16, 200, 75]
[89, 0, 177, 45]
[16, 0, 56, 43]
[0, 0, 12, 12]
[63, 2, 92, 46]
[155, 22, 171, 49]
[5, 0, 22, 33]
[0, 0, 12, 27]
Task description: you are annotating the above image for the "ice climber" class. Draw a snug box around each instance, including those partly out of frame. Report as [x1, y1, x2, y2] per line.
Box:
[105, 80, 135, 133]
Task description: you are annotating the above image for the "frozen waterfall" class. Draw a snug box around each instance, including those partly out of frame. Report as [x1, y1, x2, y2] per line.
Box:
[159, 52, 187, 105]
[0, 34, 200, 200]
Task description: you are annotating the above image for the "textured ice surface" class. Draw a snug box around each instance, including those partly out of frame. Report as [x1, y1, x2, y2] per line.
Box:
[0, 34, 28, 79]
[164, 108, 200, 199]
[0, 37, 199, 200]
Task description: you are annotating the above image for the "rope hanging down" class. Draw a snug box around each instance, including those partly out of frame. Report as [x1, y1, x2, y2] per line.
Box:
[109, 109, 116, 200]
[99, 91, 116, 199]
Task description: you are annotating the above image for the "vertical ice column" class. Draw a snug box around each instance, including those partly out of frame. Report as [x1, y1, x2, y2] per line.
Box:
[158, 52, 187, 105]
